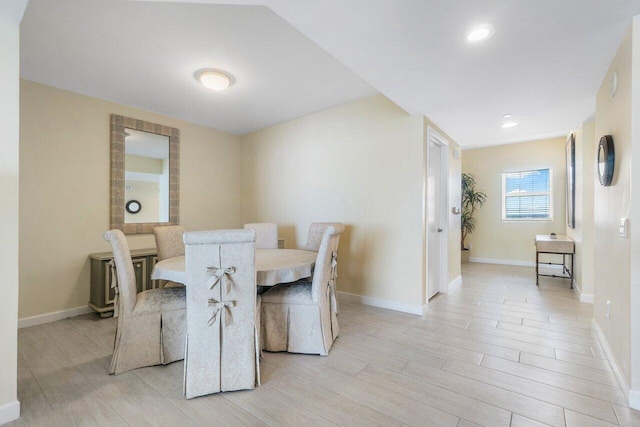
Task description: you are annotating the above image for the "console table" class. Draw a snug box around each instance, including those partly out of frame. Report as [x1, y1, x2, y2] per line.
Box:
[535, 235, 574, 289]
[88, 248, 159, 317]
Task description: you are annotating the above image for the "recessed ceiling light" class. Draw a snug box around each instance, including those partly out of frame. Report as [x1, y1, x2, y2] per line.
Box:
[467, 24, 495, 42]
[196, 69, 234, 91]
[501, 122, 518, 128]
[502, 113, 513, 118]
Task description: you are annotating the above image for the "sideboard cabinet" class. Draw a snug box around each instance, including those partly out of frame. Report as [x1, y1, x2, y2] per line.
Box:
[89, 248, 159, 317]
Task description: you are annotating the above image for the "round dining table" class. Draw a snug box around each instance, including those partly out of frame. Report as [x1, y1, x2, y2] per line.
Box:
[151, 248, 317, 287]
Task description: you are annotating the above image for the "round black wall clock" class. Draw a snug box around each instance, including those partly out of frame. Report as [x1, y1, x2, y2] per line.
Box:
[597, 135, 615, 186]
[126, 200, 142, 214]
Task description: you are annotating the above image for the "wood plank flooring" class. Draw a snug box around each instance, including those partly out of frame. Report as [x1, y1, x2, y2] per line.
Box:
[10, 263, 640, 426]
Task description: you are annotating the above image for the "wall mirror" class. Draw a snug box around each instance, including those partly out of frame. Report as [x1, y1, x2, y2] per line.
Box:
[110, 115, 179, 234]
[566, 133, 575, 229]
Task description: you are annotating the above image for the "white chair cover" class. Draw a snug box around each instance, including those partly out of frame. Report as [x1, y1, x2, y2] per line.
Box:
[243, 223, 278, 249]
[103, 229, 186, 375]
[261, 225, 344, 355]
[183, 229, 260, 399]
[154, 225, 185, 260]
[304, 222, 342, 252]
[153, 225, 186, 288]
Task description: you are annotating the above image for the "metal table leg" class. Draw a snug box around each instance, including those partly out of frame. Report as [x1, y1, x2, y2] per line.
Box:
[536, 251, 539, 286]
[570, 253, 574, 289]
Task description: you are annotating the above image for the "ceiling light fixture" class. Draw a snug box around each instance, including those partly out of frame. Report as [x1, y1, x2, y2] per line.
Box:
[502, 113, 513, 118]
[501, 121, 518, 128]
[467, 24, 495, 42]
[196, 69, 233, 91]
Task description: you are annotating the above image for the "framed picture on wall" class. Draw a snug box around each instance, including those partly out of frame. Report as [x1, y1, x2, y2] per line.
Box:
[566, 133, 576, 228]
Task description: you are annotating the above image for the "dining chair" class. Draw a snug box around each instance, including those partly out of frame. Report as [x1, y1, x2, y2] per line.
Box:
[183, 229, 261, 399]
[243, 223, 278, 249]
[261, 224, 344, 355]
[304, 222, 342, 252]
[103, 229, 186, 375]
[153, 225, 185, 288]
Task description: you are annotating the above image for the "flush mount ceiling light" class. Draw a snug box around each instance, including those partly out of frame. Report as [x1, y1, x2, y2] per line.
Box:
[502, 113, 513, 118]
[501, 121, 518, 128]
[196, 69, 234, 91]
[467, 24, 495, 42]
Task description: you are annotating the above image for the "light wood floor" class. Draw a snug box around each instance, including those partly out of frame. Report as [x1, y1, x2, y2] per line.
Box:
[11, 263, 640, 426]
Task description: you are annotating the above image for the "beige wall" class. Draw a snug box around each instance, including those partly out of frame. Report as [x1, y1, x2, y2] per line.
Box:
[565, 130, 582, 293]
[20, 85, 461, 318]
[566, 121, 596, 299]
[0, 3, 22, 416]
[19, 80, 242, 318]
[594, 26, 632, 385]
[631, 15, 640, 397]
[581, 121, 599, 295]
[581, 121, 596, 298]
[242, 95, 461, 310]
[462, 137, 567, 264]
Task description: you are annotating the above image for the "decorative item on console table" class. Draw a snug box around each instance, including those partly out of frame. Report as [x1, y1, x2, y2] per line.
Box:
[88, 248, 160, 317]
[461, 172, 487, 263]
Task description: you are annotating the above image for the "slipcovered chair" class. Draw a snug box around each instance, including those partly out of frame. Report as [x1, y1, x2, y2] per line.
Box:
[103, 229, 186, 375]
[261, 224, 344, 355]
[153, 225, 185, 288]
[243, 223, 278, 249]
[304, 222, 342, 252]
[183, 229, 261, 399]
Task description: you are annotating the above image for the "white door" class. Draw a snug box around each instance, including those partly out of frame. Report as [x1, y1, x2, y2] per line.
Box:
[427, 130, 448, 300]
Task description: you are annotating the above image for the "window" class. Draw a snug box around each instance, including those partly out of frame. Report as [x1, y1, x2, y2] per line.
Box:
[502, 169, 552, 221]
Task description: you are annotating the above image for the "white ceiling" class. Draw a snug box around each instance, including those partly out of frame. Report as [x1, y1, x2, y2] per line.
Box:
[21, 0, 640, 148]
[20, 0, 377, 136]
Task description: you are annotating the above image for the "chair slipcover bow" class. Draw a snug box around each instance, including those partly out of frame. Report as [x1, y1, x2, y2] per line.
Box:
[207, 265, 236, 326]
[183, 229, 260, 399]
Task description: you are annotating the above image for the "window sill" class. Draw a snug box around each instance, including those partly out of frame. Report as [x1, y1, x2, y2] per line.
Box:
[501, 218, 553, 222]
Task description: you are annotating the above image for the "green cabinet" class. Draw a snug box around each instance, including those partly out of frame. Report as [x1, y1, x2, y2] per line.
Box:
[88, 248, 159, 317]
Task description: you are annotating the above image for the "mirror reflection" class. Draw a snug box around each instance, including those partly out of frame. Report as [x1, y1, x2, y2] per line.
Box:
[124, 129, 170, 224]
[598, 145, 606, 178]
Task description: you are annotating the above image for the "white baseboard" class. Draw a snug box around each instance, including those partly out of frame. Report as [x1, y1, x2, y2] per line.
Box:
[580, 293, 594, 303]
[469, 257, 567, 273]
[446, 276, 462, 294]
[592, 319, 630, 403]
[337, 291, 423, 315]
[630, 389, 640, 410]
[573, 285, 594, 303]
[18, 305, 93, 329]
[0, 400, 20, 425]
[469, 257, 536, 267]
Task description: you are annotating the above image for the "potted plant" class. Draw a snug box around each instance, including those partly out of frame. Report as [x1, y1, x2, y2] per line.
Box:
[461, 172, 487, 263]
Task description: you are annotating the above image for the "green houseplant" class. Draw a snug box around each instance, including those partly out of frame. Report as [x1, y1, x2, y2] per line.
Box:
[461, 173, 487, 262]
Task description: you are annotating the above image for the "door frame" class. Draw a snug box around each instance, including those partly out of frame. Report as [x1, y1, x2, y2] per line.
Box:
[424, 126, 450, 307]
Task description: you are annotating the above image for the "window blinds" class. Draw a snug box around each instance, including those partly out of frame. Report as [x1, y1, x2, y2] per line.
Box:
[503, 169, 551, 220]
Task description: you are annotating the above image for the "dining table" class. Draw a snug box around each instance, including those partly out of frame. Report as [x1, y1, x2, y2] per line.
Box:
[151, 248, 317, 287]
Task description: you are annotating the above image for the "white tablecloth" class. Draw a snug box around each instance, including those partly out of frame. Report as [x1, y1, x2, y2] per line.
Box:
[151, 248, 317, 287]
